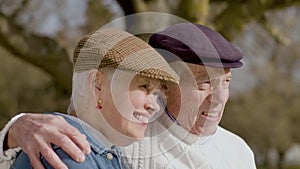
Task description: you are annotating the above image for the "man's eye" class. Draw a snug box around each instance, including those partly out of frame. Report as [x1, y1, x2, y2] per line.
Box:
[201, 80, 210, 84]
[223, 78, 231, 84]
[198, 80, 211, 86]
[197, 81, 211, 90]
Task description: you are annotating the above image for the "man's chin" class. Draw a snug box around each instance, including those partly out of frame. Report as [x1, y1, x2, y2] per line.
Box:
[189, 124, 218, 136]
[188, 125, 205, 136]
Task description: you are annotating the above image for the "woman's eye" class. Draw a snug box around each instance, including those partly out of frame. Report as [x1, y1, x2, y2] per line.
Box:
[140, 84, 149, 89]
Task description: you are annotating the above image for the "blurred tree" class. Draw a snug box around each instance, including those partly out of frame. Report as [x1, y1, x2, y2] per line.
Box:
[0, 0, 300, 167]
[115, 0, 300, 39]
[1, 0, 299, 99]
[0, 0, 115, 126]
[221, 9, 300, 167]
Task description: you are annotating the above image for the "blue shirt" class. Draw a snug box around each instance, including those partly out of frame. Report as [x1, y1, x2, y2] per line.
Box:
[10, 112, 123, 169]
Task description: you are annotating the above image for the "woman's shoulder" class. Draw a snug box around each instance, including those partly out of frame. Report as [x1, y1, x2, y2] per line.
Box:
[47, 143, 122, 169]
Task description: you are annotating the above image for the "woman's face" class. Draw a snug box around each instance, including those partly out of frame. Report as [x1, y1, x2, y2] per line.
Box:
[99, 71, 162, 140]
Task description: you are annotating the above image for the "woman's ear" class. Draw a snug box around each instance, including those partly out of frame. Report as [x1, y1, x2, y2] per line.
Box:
[87, 69, 104, 96]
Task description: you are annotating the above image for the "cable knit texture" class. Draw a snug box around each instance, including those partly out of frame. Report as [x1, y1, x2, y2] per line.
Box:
[122, 112, 256, 169]
[0, 113, 24, 161]
[1, 112, 256, 169]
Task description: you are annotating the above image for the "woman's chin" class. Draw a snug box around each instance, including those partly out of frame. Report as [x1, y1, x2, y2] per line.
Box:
[126, 131, 146, 140]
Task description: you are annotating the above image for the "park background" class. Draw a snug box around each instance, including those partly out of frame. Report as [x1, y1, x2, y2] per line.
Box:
[0, 0, 300, 168]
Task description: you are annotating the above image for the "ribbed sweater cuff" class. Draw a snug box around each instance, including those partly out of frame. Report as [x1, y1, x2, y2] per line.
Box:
[0, 113, 24, 160]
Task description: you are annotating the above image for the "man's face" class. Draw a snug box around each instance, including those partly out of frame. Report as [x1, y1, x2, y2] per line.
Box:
[166, 63, 231, 136]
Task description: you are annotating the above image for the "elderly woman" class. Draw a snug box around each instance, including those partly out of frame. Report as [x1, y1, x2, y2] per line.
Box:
[9, 28, 179, 169]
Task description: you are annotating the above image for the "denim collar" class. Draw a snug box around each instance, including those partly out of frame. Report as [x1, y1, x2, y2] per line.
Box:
[49, 112, 122, 156]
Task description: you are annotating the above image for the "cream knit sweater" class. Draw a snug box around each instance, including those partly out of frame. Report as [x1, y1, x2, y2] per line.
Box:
[122, 112, 256, 169]
[0, 112, 256, 169]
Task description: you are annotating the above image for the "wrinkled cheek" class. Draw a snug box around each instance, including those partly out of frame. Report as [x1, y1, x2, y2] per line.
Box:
[178, 104, 200, 129]
[111, 90, 129, 107]
[186, 93, 203, 111]
[193, 119, 206, 132]
[225, 91, 230, 103]
[128, 92, 144, 109]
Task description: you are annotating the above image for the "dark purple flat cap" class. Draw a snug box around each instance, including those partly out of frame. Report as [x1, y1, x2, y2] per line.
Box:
[148, 23, 243, 68]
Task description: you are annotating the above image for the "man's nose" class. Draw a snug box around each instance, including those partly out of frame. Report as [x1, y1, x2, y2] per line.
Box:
[207, 85, 227, 103]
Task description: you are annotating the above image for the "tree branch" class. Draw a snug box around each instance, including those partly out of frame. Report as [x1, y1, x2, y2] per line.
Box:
[0, 14, 72, 94]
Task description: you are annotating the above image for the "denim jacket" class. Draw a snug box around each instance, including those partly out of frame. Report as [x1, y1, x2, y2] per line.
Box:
[10, 112, 123, 169]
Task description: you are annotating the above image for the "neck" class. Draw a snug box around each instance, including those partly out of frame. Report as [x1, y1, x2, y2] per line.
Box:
[102, 128, 137, 147]
[89, 112, 136, 147]
[76, 109, 135, 147]
[189, 126, 216, 136]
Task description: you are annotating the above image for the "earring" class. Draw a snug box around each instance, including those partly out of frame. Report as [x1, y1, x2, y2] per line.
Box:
[96, 99, 103, 109]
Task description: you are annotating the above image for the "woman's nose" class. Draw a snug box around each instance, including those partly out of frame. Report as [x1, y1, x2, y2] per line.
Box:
[145, 96, 160, 115]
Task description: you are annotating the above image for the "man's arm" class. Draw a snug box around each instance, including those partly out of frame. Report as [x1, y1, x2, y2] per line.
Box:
[0, 113, 24, 160]
[1, 113, 91, 169]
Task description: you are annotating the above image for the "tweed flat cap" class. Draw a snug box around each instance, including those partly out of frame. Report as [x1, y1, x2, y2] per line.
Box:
[148, 23, 243, 68]
[73, 28, 179, 84]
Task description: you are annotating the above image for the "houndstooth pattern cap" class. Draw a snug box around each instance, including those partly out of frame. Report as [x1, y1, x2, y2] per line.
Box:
[73, 28, 179, 84]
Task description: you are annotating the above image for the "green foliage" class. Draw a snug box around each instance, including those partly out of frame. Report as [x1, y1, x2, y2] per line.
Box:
[285, 166, 300, 169]
[85, 0, 114, 32]
[0, 46, 70, 128]
[258, 166, 300, 169]
[176, 0, 209, 24]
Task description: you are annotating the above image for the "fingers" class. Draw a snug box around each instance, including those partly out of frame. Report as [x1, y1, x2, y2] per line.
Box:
[59, 123, 91, 155]
[39, 116, 90, 164]
[26, 151, 45, 169]
[39, 143, 68, 169]
[9, 113, 91, 168]
[24, 138, 68, 169]
[43, 116, 90, 166]
[71, 133, 91, 155]
[52, 134, 86, 163]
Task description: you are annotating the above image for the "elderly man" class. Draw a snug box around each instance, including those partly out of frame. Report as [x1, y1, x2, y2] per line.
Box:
[0, 23, 256, 169]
